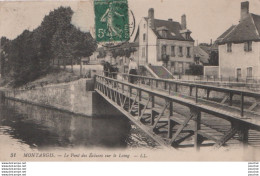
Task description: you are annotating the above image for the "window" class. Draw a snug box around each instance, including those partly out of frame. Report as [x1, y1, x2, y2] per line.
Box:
[244, 41, 252, 52]
[186, 33, 190, 39]
[247, 67, 253, 78]
[143, 34, 146, 42]
[171, 46, 175, 57]
[236, 68, 242, 79]
[186, 47, 191, 57]
[142, 47, 146, 58]
[179, 46, 183, 57]
[162, 30, 167, 38]
[178, 62, 183, 74]
[227, 43, 232, 52]
[186, 63, 190, 69]
[161, 45, 167, 55]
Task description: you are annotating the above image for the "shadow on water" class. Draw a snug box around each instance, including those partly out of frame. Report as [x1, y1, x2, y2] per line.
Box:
[0, 96, 158, 151]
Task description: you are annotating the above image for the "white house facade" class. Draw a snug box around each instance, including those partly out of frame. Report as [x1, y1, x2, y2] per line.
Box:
[134, 8, 195, 74]
[217, 1, 260, 80]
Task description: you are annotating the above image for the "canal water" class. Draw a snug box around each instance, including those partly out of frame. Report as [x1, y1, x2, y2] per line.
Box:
[0, 98, 158, 151]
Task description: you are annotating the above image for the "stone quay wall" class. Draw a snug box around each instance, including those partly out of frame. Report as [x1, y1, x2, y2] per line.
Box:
[3, 79, 121, 117]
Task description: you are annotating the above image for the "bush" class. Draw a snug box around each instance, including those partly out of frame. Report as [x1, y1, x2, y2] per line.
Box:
[189, 64, 203, 75]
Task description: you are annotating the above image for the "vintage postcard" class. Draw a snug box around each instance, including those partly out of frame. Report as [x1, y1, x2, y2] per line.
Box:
[0, 0, 260, 162]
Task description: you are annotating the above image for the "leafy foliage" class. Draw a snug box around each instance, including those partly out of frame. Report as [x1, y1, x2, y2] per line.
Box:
[97, 48, 107, 58]
[189, 64, 203, 75]
[111, 46, 137, 59]
[0, 6, 97, 87]
[209, 51, 219, 66]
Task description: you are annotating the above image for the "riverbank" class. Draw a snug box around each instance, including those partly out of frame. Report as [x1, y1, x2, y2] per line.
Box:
[2, 78, 122, 117]
[0, 69, 80, 90]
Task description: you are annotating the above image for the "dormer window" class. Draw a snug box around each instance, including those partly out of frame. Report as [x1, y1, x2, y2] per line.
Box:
[157, 26, 168, 38]
[180, 29, 191, 40]
[186, 33, 190, 39]
[162, 30, 167, 38]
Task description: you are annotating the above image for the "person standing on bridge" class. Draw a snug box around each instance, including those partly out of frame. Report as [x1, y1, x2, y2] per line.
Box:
[128, 57, 138, 84]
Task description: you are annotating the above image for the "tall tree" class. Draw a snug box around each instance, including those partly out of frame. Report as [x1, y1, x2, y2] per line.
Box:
[0, 37, 10, 77]
[70, 27, 97, 75]
[39, 6, 74, 68]
[1, 6, 97, 86]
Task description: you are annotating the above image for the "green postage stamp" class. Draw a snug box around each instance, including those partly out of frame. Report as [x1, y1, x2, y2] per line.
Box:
[94, 0, 130, 44]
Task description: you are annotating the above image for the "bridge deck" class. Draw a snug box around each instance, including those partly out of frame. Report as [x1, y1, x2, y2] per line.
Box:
[95, 75, 260, 149]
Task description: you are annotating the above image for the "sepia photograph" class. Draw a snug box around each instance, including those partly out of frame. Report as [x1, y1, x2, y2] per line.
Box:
[0, 0, 260, 162]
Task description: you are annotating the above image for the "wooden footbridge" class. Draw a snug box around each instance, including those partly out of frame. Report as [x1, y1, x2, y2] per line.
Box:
[94, 74, 260, 150]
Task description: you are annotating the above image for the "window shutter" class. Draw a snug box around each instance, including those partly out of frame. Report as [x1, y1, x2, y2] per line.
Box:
[249, 41, 252, 51]
[244, 42, 247, 51]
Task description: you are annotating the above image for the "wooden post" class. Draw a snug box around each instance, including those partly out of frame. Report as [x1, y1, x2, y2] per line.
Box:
[150, 79, 153, 90]
[128, 87, 132, 112]
[151, 95, 155, 125]
[80, 57, 83, 77]
[206, 88, 210, 100]
[189, 86, 192, 96]
[175, 83, 178, 92]
[164, 81, 167, 90]
[241, 92, 244, 117]
[193, 108, 201, 151]
[93, 75, 96, 89]
[168, 84, 171, 95]
[138, 90, 142, 117]
[229, 92, 233, 106]
[238, 125, 249, 148]
[156, 80, 158, 88]
[168, 102, 173, 138]
[195, 86, 198, 103]
[122, 84, 124, 93]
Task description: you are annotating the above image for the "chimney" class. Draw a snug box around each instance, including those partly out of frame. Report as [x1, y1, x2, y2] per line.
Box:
[240, 1, 249, 21]
[168, 18, 173, 22]
[148, 8, 155, 29]
[181, 14, 186, 30]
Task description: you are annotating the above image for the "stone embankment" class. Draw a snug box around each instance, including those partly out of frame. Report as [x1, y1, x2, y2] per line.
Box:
[1, 78, 121, 117]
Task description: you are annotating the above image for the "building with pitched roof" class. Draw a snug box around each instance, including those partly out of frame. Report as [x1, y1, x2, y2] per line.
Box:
[194, 46, 210, 65]
[134, 8, 195, 75]
[217, 1, 260, 80]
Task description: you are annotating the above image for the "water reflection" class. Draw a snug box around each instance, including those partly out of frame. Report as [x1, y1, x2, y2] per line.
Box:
[0, 98, 157, 151]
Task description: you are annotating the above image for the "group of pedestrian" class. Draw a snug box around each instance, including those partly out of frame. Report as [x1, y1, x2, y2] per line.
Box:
[103, 61, 118, 79]
[102, 57, 138, 84]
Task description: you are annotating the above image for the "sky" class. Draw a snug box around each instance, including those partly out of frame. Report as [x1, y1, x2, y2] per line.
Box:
[0, 0, 260, 43]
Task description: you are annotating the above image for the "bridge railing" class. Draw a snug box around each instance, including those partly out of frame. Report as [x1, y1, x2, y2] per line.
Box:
[100, 72, 260, 117]
[95, 74, 259, 124]
[95, 74, 260, 148]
